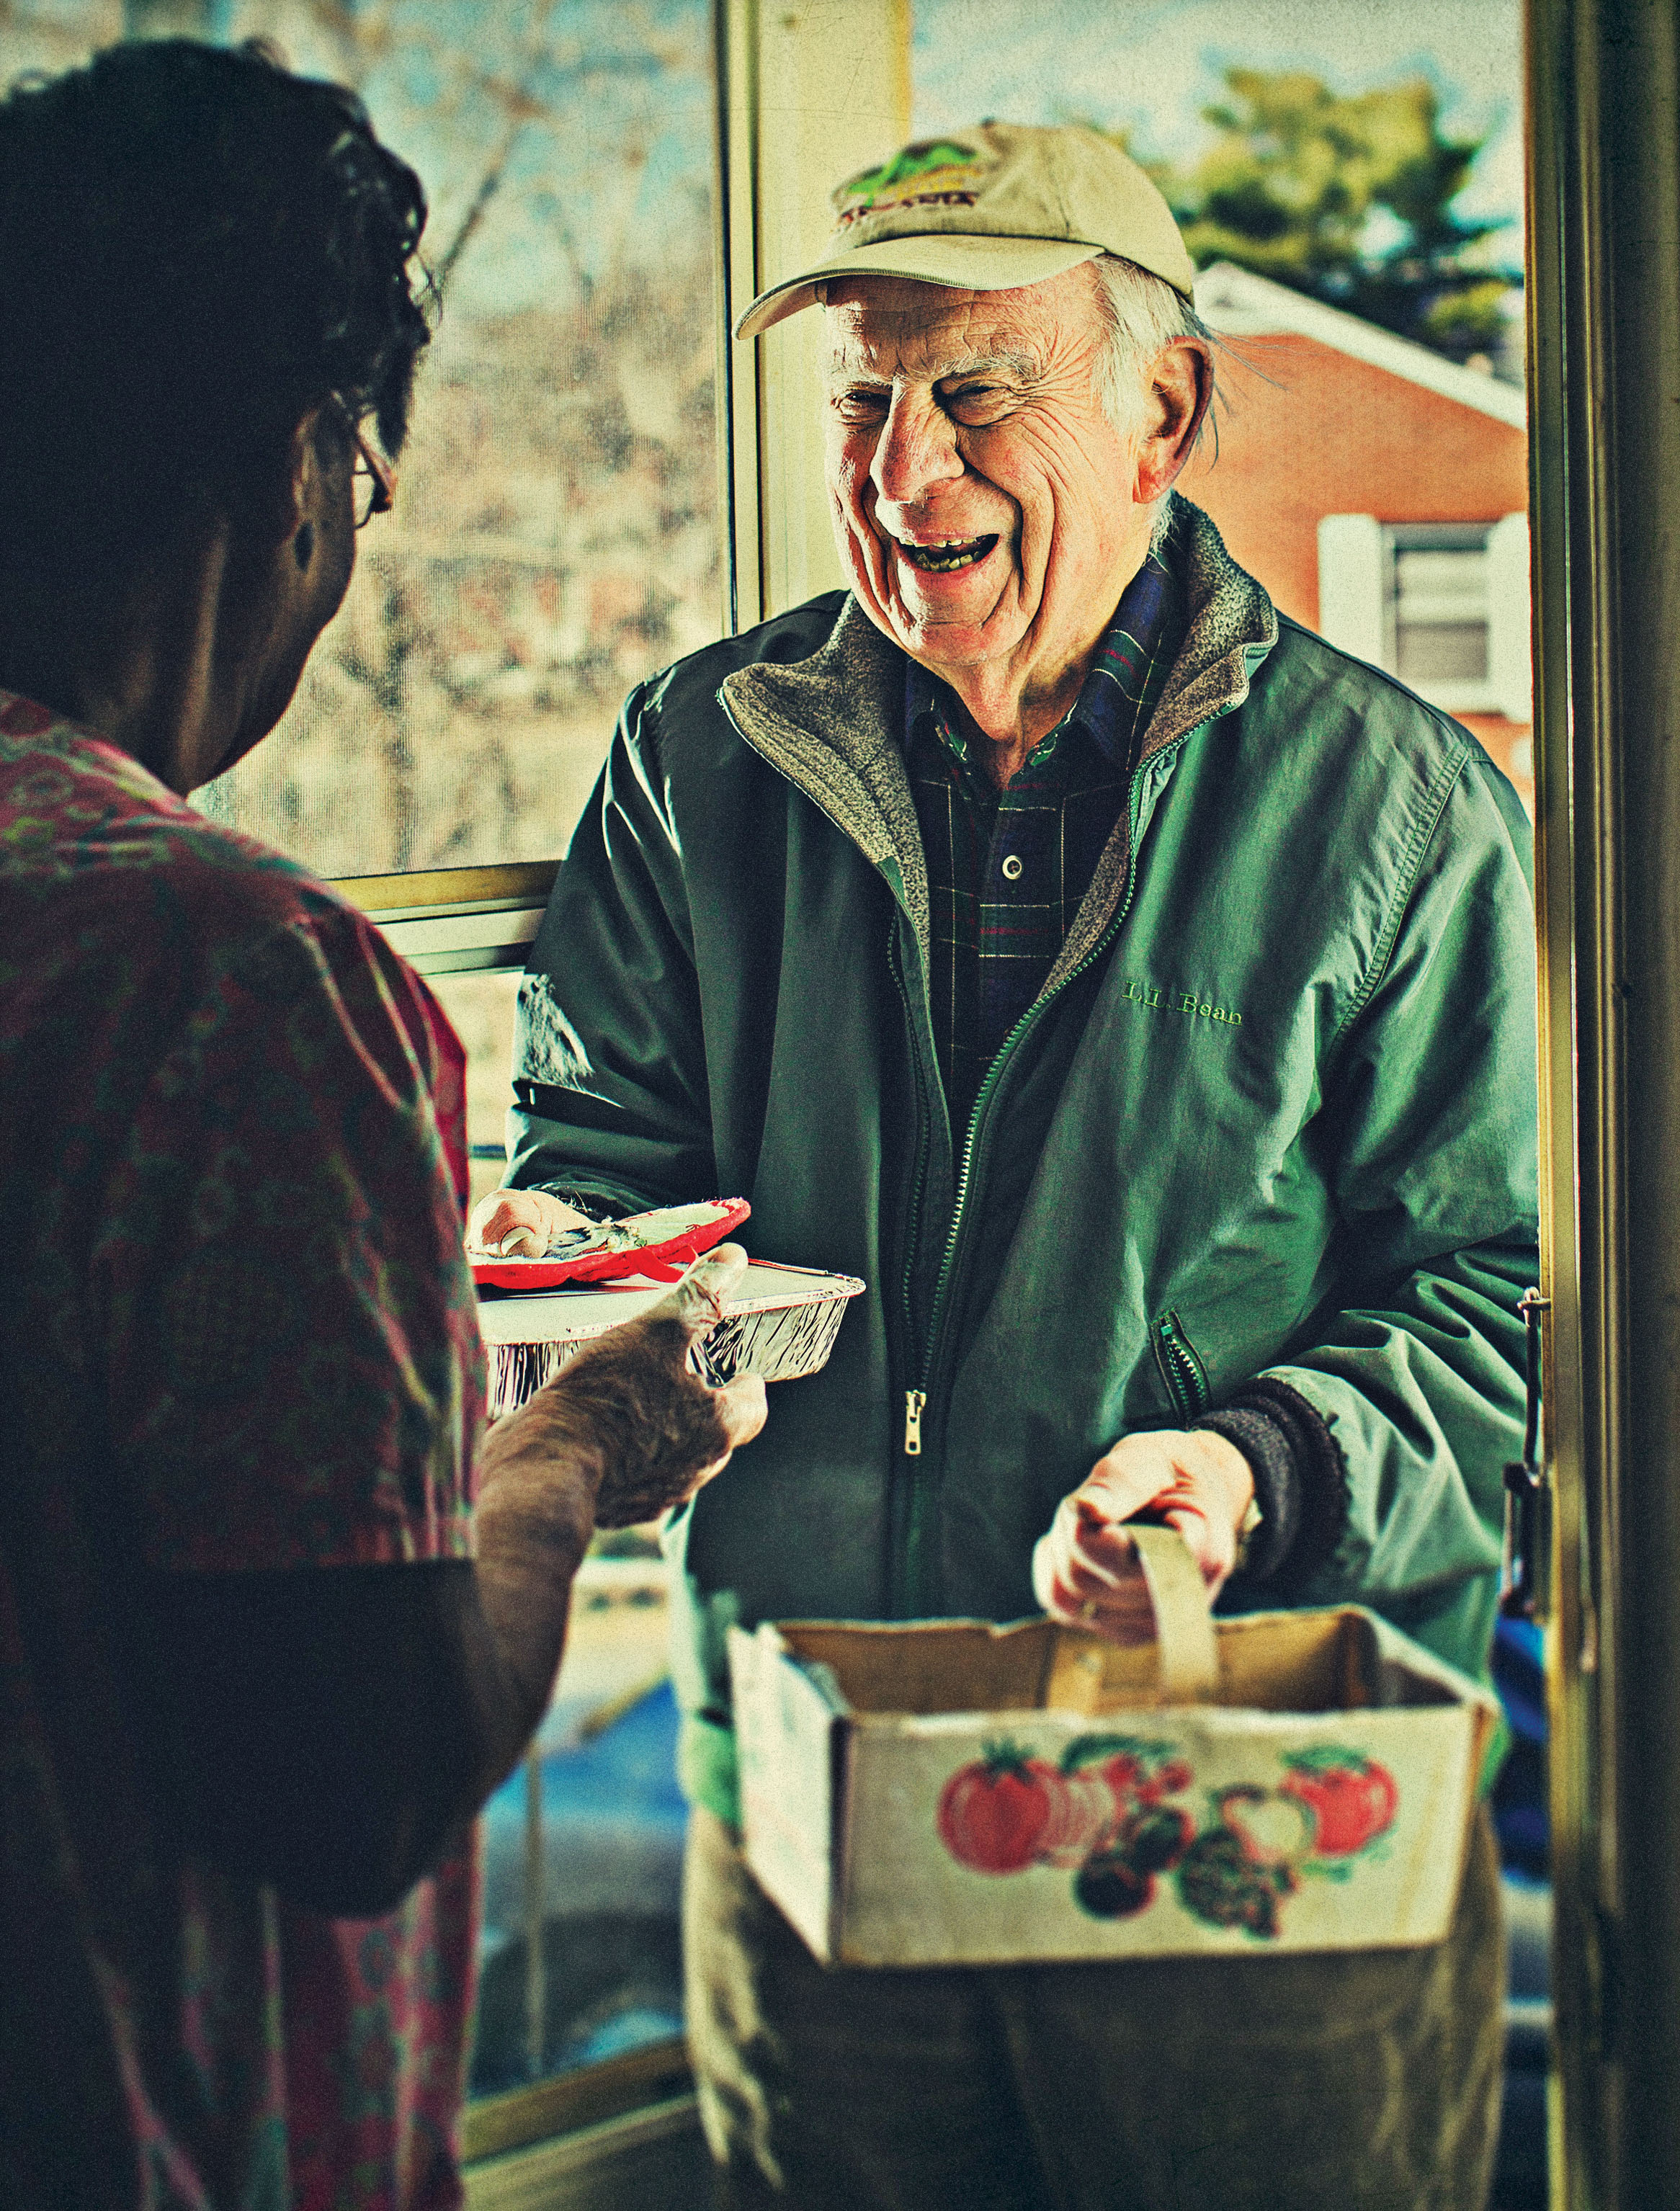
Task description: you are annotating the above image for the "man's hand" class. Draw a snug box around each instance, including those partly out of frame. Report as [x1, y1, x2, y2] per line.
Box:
[468, 1185, 595, 1257]
[1031, 1429, 1255, 1643]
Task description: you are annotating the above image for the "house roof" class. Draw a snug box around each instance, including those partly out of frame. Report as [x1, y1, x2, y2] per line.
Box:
[1193, 261, 1528, 432]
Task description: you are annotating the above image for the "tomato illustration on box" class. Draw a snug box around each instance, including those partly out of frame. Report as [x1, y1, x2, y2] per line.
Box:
[1281, 1747, 1400, 1860]
[936, 1745, 1065, 1875]
[934, 1736, 1400, 1942]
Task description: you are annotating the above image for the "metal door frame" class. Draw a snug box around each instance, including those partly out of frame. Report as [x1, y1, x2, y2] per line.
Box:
[1527, 2, 1680, 2202]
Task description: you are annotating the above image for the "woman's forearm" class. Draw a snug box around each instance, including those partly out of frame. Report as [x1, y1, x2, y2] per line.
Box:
[465, 1386, 606, 1794]
[462, 1250, 767, 1795]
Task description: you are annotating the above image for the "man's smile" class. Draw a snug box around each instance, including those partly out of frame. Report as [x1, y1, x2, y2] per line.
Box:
[889, 530, 1001, 574]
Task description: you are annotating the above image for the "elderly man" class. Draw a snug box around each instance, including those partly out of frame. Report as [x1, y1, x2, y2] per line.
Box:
[481, 123, 1535, 2207]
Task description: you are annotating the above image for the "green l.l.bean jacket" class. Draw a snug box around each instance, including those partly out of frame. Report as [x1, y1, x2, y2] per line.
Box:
[507, 499, 1540, 1828]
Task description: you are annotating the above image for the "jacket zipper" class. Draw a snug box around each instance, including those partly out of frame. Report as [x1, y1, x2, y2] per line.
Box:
[908, 908, 1122, 1414]
[903, 1390, 927, 1454]
[714, 691, 950, 1608]
[885, 916, 936, 1390]
[1153, 1310, 1210, 1422]
[899, 737, 1204, 1605]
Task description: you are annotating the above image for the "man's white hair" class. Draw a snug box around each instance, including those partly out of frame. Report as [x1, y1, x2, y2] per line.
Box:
[1089, 251, 1216, 448]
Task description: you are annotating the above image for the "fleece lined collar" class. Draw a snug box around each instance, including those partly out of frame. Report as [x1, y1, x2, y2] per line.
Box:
[717, 494, 1279, 988]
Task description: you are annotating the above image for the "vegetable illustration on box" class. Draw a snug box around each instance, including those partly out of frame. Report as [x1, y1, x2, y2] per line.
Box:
[934, 1736, 1399, 1941]
[1279, 1747, 1400, 1859]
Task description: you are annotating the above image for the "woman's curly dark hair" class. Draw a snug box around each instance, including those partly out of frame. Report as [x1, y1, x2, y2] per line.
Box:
[0, 38, 433, 588]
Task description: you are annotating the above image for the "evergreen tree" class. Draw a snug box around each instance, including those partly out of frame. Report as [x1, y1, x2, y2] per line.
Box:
[1135, 69, 1515, 363]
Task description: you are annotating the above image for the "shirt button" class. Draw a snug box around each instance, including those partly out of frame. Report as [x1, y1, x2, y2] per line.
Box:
[1001, 854, 1024, 881]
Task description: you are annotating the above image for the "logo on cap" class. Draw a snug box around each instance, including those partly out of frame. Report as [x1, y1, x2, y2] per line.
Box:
[834, 138, 986, 229]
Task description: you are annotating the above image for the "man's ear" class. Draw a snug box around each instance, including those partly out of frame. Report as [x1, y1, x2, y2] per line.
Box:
[1133, 339, 1212, 505]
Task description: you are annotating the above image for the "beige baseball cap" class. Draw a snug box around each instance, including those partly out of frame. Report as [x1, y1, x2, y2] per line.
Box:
[734, 120, 1194, 341]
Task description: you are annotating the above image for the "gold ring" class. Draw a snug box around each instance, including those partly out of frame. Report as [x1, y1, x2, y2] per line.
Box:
[1078, 1597, 1099, 1625]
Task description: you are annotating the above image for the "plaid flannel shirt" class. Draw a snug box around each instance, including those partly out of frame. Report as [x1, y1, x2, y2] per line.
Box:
[904, 522, 1186, 1137]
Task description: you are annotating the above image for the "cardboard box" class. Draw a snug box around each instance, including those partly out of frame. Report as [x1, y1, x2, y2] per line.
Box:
[729, 1581, 1499, 1967]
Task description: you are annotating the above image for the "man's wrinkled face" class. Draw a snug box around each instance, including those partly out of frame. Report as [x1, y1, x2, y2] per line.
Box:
[822, 267, 1140, 692]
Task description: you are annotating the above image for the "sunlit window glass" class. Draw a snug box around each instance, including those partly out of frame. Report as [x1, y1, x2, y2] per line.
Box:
[426, 964, 687, 2107]
[0, 0, 720, 881]
[912, 0, 1532, 814]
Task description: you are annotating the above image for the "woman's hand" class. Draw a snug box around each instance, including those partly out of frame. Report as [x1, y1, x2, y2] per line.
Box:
[483, 1243, 767, 1529]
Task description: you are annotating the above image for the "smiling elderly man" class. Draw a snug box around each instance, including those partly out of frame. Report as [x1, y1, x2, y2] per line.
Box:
[478, 124, 1537, 2209]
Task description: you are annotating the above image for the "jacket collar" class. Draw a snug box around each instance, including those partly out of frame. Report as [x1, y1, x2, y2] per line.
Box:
[717, 496, 1279, 986]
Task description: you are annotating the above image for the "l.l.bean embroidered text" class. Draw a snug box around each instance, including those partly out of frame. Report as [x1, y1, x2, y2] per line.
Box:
[1123, 979, 1243, 1026]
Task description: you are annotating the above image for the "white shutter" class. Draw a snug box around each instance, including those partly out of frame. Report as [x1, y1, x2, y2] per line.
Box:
[1316, 514, 1388, 666]
[1486, 512, 1534, 722]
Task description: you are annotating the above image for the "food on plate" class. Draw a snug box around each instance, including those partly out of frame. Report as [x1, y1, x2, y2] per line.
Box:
[466, 1186, 595, 1258]
[468, 1197, 751, 1289]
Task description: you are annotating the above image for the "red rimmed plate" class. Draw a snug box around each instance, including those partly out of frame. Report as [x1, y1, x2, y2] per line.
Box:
[470, 1196, 751, 1290]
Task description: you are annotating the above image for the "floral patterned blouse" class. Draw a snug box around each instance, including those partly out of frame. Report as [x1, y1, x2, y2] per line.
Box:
[0, 693, 486, 2209]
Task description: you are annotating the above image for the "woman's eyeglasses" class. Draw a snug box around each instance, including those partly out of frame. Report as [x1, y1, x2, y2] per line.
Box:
[331, 396, 397, 529]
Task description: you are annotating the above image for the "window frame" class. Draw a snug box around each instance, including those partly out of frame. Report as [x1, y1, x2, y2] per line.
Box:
[339, 862, 555, 977]
[460, 2033, 695, 2174]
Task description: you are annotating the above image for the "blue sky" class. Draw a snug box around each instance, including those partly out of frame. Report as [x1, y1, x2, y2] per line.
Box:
[913, 0, 1525, 252]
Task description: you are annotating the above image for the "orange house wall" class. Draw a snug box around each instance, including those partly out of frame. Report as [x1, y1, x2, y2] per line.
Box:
[1177, 333, 1532, 811]
[1178, 334, 1529, 625]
